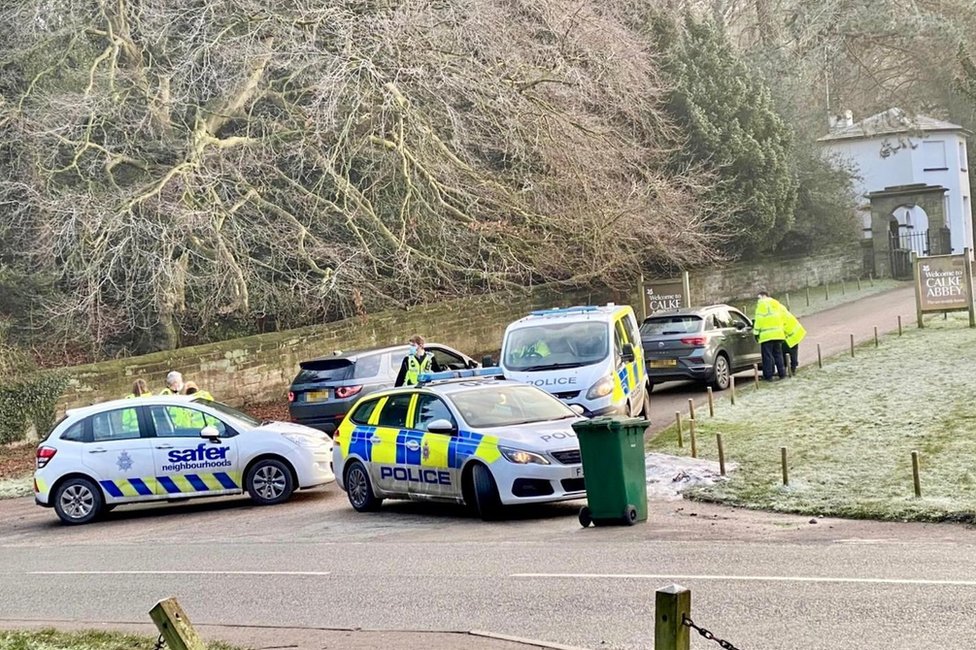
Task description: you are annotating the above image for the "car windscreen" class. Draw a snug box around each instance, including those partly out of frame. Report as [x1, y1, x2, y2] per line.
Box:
[503, 321, 608, 371]
[640, 316, 703, 336]
[191, 399, 261, 428]
[450, 385, 577, 428]
[294, 358, 355, 384]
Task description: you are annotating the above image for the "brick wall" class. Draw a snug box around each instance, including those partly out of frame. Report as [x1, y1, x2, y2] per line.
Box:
[689, 245, 861, 305]
[57, 285, 609, 412]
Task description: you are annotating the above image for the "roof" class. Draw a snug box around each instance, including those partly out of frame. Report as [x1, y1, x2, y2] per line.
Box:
[368, 377, 528, 399]
[818, 108, 967, 143]
[510, 304, 631, 327]
[65, 395, 200, 418]
[643, 304, 739, 319]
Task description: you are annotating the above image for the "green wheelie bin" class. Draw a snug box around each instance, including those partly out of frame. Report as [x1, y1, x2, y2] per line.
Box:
[572, 416, 649, 527]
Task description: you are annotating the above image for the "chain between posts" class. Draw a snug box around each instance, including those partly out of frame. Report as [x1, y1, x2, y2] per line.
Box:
[682, 614, 743, 650]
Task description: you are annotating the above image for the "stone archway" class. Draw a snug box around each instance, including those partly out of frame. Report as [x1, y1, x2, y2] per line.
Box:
[867, 184, 949, 278]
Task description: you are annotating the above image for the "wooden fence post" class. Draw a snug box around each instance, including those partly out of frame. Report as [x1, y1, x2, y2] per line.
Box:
[689, 418, 698, 458]
[898, 315, 903, 336]
[753, 363, 760, 388]
[717, 433, 726, 476]
[730, 376, 736, 405]
[707, 387, 714, 417]
[674, 411, 683, 448]
[850, 334, 855, 357]
[781, 447, 789, 486]
[655, 584, 691, 650]
[912, 451, 922, 498]
[874, 326, 879, 347]
[688, 398, 696, 422]
[817, 343, 822, 368]
[805, 285, 810, 307]
[149, 598, 206, 650]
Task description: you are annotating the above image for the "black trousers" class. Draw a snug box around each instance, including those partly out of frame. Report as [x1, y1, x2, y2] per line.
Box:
[761, 340, 786, 379]
[781, 342, 798, 372]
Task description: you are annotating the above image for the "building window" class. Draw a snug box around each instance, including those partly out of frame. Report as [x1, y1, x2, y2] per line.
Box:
[922, 140, 948, 171]
[961, 142, 969, 172]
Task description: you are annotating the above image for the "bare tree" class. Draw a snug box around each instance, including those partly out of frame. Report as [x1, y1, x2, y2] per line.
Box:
[0, 0, 722, 357]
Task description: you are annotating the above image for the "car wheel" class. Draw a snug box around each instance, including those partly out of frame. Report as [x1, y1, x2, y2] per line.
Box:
[246, 458, 295, 505]
[639, 385, 651, 418]
[345, 461, 382, 512]
[53, 477, 103, 525]
[711, 354, 731, 391]
[472, 464, 503, 521]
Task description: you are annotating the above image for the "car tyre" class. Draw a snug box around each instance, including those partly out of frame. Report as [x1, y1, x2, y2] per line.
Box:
[246, 458, 295, 506]
[345, 461, 382, 512]
[639, 385, 652, 418]
[53, 477, 103, 525]
[710, 354, 731, 391]
[472, 464, 503, 521]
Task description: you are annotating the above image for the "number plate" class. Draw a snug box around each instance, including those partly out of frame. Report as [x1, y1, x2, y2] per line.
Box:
[306, 390, 330, 402]
[649, 359, 678, 368]
[574, 467, 584, 478]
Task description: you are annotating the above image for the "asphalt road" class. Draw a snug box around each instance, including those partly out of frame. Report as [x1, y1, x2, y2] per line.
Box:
[2, 484, 976, 650]
[643, 284, 918, 432]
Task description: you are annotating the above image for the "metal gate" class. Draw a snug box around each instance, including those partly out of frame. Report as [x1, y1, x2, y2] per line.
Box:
[888, 227, 951, 279]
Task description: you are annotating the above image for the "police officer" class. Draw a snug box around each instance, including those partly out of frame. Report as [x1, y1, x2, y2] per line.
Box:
[183, 381, 214, 401]
[514, 337, 551, 359]
[752, 289, 787, 381]
[125, 379, 152, 399]
[160, 371, 184, 395]
[395, 335, 442, 387]
[778, 304, 806, 376]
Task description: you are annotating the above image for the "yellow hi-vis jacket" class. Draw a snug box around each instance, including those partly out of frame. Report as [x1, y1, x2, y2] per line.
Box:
[768, 298, 806, 348]
[753, 297, 786, 343]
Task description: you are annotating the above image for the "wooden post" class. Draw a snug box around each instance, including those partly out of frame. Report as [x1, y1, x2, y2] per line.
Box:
[638, 273, 647, 322]
[965, 247, 976, 328]
[857, 277, 862, 291]
[687, 398, 696, 422]
[730, 376, 736, 405]
[913, 251, 924, 329]
[785, 353, 793, 377]
[674, 412, 683, 448]
[655, 584, 691, 650]
[689, 418, 697, 458]
[842, 279, 846, 295]
[874, 326, 879, 347]
[805, 286, 810, 307]
[717, 433, 726, 476]
[869, 272, 874, 287]
[817, 343, 822, 368]
[753, 363, 760, 388]
[149, 598, 206, 650]
[850, 334, 855, 357]
[785, 292, 791, 310]
[898, 315, 903, 336]
[707, 387, 714, 417]
[781, 447, 789, 486]
[912, 451, 921, 498]
[825, 282, 830, 300]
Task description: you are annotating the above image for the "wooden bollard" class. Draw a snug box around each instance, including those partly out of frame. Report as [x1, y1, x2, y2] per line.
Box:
[655, 584, 691, 650]
[850, 333, 855, 357]
[817, 343, 823, 368]
[781, 447, 789, 486]
[753, 363, 760, 388]
[689, 418, 698, 459]
[717, 433, 726, 476]
[912, 451, 921, 498]
[842, 279, 846, 295]
[869, 273, 874, 286]
[707, 387, 714, 417]
[805, 286, 810, 307]
[730, 376, 736, 405]
[898, 315, 903, 336]
[857, 277, 862, 291]
[785, 353, 794, 377]
[674, 411, 683, 448]
[785, 292, 791, 309]
[825, 283, 830, 300]
[874, 326, 879, 347]
[150, 598, 206, 650]
[687, 398, 696, 421]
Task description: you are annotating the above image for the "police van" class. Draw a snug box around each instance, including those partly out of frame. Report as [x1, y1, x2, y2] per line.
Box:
[34, 396, 334, 524]
[499, 305, 650, 418]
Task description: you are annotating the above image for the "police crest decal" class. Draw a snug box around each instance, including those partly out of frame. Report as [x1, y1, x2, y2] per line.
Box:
[116, 451, 134, 472]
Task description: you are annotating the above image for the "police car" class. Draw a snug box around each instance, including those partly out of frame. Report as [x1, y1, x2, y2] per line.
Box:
[34, 396, 334, 525]
[333, 369, 587, 520]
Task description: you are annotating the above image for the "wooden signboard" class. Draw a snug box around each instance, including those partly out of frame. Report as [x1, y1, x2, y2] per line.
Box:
[913, 249, 976, 328]
[638, 272, 691, 320]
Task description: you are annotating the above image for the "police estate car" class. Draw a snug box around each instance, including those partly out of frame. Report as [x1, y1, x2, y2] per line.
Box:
[333, 370, 586, 520]
[35, 396, 334, 524]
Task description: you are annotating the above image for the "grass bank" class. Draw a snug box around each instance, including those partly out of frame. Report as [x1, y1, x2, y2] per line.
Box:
[0, 629, 241, 650]
[725, 277, 904, 319]
[647, 311, 976, 522]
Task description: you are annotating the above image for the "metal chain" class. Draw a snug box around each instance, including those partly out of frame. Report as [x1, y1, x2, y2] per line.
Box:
[682, 614, 743, 650]
[153, 634, 166, 650]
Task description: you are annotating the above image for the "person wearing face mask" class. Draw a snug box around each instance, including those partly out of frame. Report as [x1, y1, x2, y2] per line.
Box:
[395, 334, 443, 386]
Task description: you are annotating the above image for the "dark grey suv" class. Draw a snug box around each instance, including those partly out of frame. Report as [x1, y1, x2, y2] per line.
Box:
[640, 305, 761, 391]
[288, 344, 478, 435]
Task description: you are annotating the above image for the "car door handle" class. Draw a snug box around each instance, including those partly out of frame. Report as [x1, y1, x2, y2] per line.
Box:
[369, 436, 382, 444]
[405, 440, 421, 452]
[88, 448, 108, 454]
[155, 445, 174, 450]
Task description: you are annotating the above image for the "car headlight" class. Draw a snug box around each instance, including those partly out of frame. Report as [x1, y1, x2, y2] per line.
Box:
[284, 433, 325, 448]
[585, 374, 614, 400]
[499, 447, 550, 465]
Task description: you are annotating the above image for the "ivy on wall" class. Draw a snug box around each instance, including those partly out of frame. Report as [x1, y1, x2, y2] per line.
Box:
[0, 372, 68, 444]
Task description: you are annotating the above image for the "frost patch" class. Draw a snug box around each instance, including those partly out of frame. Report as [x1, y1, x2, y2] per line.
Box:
[645, 453, 736, 500]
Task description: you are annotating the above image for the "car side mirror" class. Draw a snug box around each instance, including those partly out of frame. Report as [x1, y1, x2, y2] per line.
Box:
[200, 425, 221, 440]
[427, 419, 456, 436]
[482, 355, 493, 367]
[569, 404, 585, 416]
[620, 342, 636, 364]
[467, 359, 480, 369]
[735, 322, 747, 331]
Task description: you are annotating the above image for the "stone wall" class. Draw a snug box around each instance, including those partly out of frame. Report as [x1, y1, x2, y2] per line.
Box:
[57, 285, 608, 412]
[689, 245, 862, 305]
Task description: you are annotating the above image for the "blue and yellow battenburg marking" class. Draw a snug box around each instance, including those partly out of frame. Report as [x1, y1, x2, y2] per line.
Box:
[343, 424, 500, 470]
[98, 472, 240, 498]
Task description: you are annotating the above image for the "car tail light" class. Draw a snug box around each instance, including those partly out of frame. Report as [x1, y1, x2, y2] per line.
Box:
[335, 385, 363, 399]
[287, 391, 295, 403]
[680, 336, 707, 347]
[36, 446, 57, 469]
